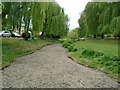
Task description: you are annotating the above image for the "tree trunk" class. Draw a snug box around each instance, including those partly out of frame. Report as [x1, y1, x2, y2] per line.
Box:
[101, 33, 104, 39]
[24, 20, 30, 40]
[19, 24, 21, 34]
[13, 25, 15, 31]
[93, 34, 97, 38]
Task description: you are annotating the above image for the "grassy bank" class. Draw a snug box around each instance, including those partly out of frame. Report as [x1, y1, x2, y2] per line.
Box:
[1, 38, 58, 69]
[61, 39, 120, 82]
[74, 39, 118, 56]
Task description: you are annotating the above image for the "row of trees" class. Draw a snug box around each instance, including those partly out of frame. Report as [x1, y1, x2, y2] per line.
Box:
[78, 2, 120, 38]
[2, 2, 69, 39]
[67, 28, 79, 38]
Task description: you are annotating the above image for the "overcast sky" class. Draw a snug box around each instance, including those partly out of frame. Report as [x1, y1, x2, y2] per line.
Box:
[56, 0, 92, 31]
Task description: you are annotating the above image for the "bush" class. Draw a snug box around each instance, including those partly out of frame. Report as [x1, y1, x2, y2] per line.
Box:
[82, 49, 95, 58]
[62, 41, 72, 48]
[67, 45, 77, 52]
[97, 56, 120, 67]
[60, 40, 64, 43]
[100, 56, 120, 62]
[72, 39, 80, 42]
[62, 40, 77, 52]
[110, 56, 120, 61]
[94, 51, 104, 57]
[81, 48, 103, 58]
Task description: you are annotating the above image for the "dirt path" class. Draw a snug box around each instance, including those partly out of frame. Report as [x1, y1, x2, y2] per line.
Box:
[2, 44, 118, 88]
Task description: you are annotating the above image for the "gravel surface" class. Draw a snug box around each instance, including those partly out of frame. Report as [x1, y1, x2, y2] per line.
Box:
[2, 44, 118, 88]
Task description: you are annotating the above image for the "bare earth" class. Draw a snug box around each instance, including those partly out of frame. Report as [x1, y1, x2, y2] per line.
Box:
[2, 44, 118, 88]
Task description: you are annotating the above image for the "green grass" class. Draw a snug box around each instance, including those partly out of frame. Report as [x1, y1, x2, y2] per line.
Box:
[42, 38, 60, 43]
[71, 50, 120, 80]
[74, 39, 118, 56]
[61, 39, 120, 82]
[1, 38, 58, 69]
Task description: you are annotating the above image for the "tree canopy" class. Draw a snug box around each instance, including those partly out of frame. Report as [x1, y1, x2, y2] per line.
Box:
[2, 2, 69, 39]
[78, 2, 120, 38]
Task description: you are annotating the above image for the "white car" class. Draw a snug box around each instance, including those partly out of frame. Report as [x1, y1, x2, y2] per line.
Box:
[0, 30, 11, 37]
[12, 32, 20, 38]
[0, 31, 3, 37]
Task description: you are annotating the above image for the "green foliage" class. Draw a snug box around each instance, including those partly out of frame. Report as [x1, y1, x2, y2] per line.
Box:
[62, 40, 77, 52]
[95, 55, 120, 75]
[2, 2, 69, 39]
[101, 56, 120, 62]
[78, 2, 120, 38]
[81, 48, 103, 58]
[42, 38, 60, 43]
[62, 40, 73, 48]
[78, 12, 88, 37]
[67, 28, 79, 38]
[69, 39, 119, 80]
[42, 2, 69, 37]
[2, 38, 59, 68]
[74, 39, 118, 56]
[67, 44, 77, 52]
[100, 24, 111, 34]
[110, 16, 120, 35]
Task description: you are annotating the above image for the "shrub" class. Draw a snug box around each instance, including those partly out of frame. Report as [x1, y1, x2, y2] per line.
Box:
[110, 56, 120, 61]
[62, 40, 77, 52]
[100, 56, 110, 61]
[60, 40, 64, 43]
[104, 61, 112, 66]
[81, 48, 103, 58]
[72, 39, 80, 42]
[94, 51, 104, 57]
[82, 49, 95, 58]
[100, 56, 120, 62]
[62, 41, 73, 48]
[67, 45, 77, 52]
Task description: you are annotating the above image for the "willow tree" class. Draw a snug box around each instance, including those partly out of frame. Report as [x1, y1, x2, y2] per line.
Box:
[2, 2, 13, 30]
[84, 2, 100, 38]
[2, 2, 69, 39]
[110, 16, 120, 38]
[78, 12, 88, 37]
[31, 2, 49, 37]
[0, 2, 2, 30]
[2, 2, 25, 32]
[42, 2, 68, 38]
[67, 28, 79, 38]
[78, 2, 120, 38]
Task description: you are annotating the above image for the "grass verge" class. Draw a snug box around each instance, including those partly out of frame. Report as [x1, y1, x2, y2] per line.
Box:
[61, 39, 120, 82]
[1, 38, 58, 69]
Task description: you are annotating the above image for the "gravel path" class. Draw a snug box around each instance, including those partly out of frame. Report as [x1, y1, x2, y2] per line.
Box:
[2, 44, 118, 88]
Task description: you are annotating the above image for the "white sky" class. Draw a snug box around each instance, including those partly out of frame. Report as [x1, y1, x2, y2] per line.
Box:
[56, 0, 92, 31]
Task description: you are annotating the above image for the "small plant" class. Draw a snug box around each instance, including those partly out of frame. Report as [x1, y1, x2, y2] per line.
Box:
[110, 56, 120, 61]
[62, 41, 73, 48]
[82, 49, 95, 57]
[100, 56, 120, 62]
[94, 51, 104, 57]
[81, 48, 103, 58]
[72, 39, 80, 42]
[62, 40, 77, 52]
[67, 45, 77, 52]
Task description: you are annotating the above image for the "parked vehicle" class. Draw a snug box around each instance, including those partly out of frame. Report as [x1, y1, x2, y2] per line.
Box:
[11, 32, 20, 38]
[0, 30, 11, 37]
[0, 31, 3, 37]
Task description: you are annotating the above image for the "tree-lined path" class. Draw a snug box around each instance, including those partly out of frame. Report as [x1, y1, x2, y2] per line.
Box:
[2, 44, 118, 88]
